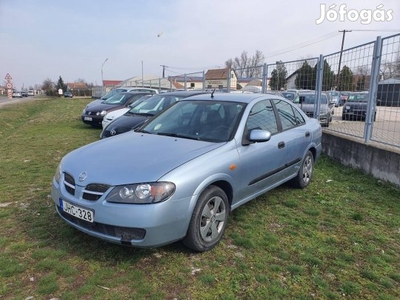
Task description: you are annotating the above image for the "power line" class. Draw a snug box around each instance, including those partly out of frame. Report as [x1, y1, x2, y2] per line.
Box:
[164, 31, 346, 73]
[263, 31, 340, 59]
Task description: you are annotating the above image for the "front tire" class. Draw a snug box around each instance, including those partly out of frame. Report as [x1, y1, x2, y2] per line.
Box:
[291, 150, 314, 188]
[183, 186, 229, 252]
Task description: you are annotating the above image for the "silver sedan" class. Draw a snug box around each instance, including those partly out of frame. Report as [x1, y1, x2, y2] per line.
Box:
[51, 92, 322, 252]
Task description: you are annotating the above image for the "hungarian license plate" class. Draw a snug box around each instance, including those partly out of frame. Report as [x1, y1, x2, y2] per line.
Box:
[59, 199, 94, 223]
[84, 117, 92, 121]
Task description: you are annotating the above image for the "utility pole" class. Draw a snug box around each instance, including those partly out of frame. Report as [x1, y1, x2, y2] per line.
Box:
[337, 30, 352, 90]
[160, 65, 168, 78]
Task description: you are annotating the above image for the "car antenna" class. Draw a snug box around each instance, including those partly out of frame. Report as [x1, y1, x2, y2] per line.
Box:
[211, 88, 216, 98]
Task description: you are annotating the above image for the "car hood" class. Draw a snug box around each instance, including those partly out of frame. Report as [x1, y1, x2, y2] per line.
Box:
[345, 101, 367, 108]
[85, 103, 123, 112]
[106, 114, 149, 130]
[61, 132, 223, 185]
[105, 108, 129, 119]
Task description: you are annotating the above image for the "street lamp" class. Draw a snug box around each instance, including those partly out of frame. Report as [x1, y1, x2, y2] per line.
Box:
[101, 58, 109, 86]
[141, 32, 163, 87]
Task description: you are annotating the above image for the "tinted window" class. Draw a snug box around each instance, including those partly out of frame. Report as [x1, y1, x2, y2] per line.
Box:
[298, 94, 328, 104]
[246, 100, 278, 134]
[347, 93, 368, 102]
[273, 100, 300, 130]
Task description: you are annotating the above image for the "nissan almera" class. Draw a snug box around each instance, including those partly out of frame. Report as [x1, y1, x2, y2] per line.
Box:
[52, 92, 322, 252]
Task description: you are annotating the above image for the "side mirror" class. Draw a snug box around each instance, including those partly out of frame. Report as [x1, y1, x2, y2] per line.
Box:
[249, 129, 271, 142]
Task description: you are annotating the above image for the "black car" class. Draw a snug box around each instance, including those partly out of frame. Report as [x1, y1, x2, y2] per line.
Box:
[100, 91, 209, 138]
[82, 92, 154, 127]
[64, 91, 73, 98]
[342, 92, 376, 121]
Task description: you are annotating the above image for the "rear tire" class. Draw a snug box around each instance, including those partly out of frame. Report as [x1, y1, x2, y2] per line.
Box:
[291, 150, 314, 188]
[183, 186, 229, 252]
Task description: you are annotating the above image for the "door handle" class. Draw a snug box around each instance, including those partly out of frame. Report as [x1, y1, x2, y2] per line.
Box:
[278, 141, 285, 149]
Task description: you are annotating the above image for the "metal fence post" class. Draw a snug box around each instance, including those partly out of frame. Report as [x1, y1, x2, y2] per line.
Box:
[262, 63, 268, 93]
[227, 69, 231, 93]
[315, 55, 324, 119]
[364, 36, 383, 143]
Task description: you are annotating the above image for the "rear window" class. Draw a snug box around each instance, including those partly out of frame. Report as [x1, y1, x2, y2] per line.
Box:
[347, 93, 368, 102]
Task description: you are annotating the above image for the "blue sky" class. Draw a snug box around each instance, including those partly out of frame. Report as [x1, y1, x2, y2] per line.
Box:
[1, 0, 399, 90]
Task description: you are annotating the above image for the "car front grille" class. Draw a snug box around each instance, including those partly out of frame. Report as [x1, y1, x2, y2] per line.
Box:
[63, 172, 111, 201]
[64, 173, 76, 195]
[57, 206, 146, 242]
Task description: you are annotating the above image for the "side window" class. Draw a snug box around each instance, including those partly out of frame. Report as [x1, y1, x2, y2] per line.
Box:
[273, 99, 301, 130]
[246, 100, 278, 134]
[293, 108, 306, 125]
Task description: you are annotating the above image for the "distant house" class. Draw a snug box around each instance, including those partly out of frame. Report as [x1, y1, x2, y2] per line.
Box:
[102, 80, 123, 94]
[205, 68, 237, 90]
[286, 70, 299, 90]
[66, 82, 91, 96]
[168, 75, 203, 90]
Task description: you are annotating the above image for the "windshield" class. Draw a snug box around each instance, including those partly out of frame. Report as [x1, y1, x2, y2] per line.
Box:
[347, 93, 369, 102]
[140, 100, 246, 142]
[128, 94, 183, 115]
[103, 93, 131, 105]
[295, 94, 328, 104]
[100, 88, 127, 100]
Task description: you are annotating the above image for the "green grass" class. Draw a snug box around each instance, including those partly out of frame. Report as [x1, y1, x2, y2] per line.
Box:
[0, 97, 399, 299]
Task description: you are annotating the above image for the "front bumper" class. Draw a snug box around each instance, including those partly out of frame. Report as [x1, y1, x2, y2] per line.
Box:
[51, 177, 192, 248]
[81, 114, 103, 126]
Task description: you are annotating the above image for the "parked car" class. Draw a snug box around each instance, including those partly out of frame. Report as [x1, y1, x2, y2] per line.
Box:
[342, 92, 376, 121]
[281, 91, 299, 102]
[12, 91, 22, 98]
[100, 91, 209, 138]
[86, 87, 158, 109]
[82, 92, 152, 127]
[52, 92, 322, 252]
[21, 91, 28, 97]
[101, 95, 153, 129]
[64, 91, 73, 98]
[294, 92, 333, 127]
[340, 91, 350, 104]
[327, 91, 341, 107]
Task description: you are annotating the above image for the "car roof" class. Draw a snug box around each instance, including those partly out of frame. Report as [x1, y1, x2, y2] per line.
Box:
[180, 92, 286, 104]
[149, 90, 210, 97]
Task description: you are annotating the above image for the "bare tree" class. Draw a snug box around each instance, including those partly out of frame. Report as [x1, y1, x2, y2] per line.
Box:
[225, 50, 265, 78]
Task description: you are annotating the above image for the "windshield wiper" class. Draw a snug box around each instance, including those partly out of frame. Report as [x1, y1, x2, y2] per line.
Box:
[136, 129, 152, 134]
[156, 132, 200, 140]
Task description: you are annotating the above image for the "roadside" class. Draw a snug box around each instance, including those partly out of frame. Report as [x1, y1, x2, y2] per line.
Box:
[0, 95, 41, 108]
[0, 95, 64, 109]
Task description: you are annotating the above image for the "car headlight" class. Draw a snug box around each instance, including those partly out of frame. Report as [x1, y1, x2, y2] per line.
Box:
[106, 182, 176, 204]
[54, 163, 62, 184]
[345, 105, 351, 110]
[99, 110, 107, 116]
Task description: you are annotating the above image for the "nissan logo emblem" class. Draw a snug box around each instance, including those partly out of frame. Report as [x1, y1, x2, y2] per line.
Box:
[78, 171, 88, 182]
